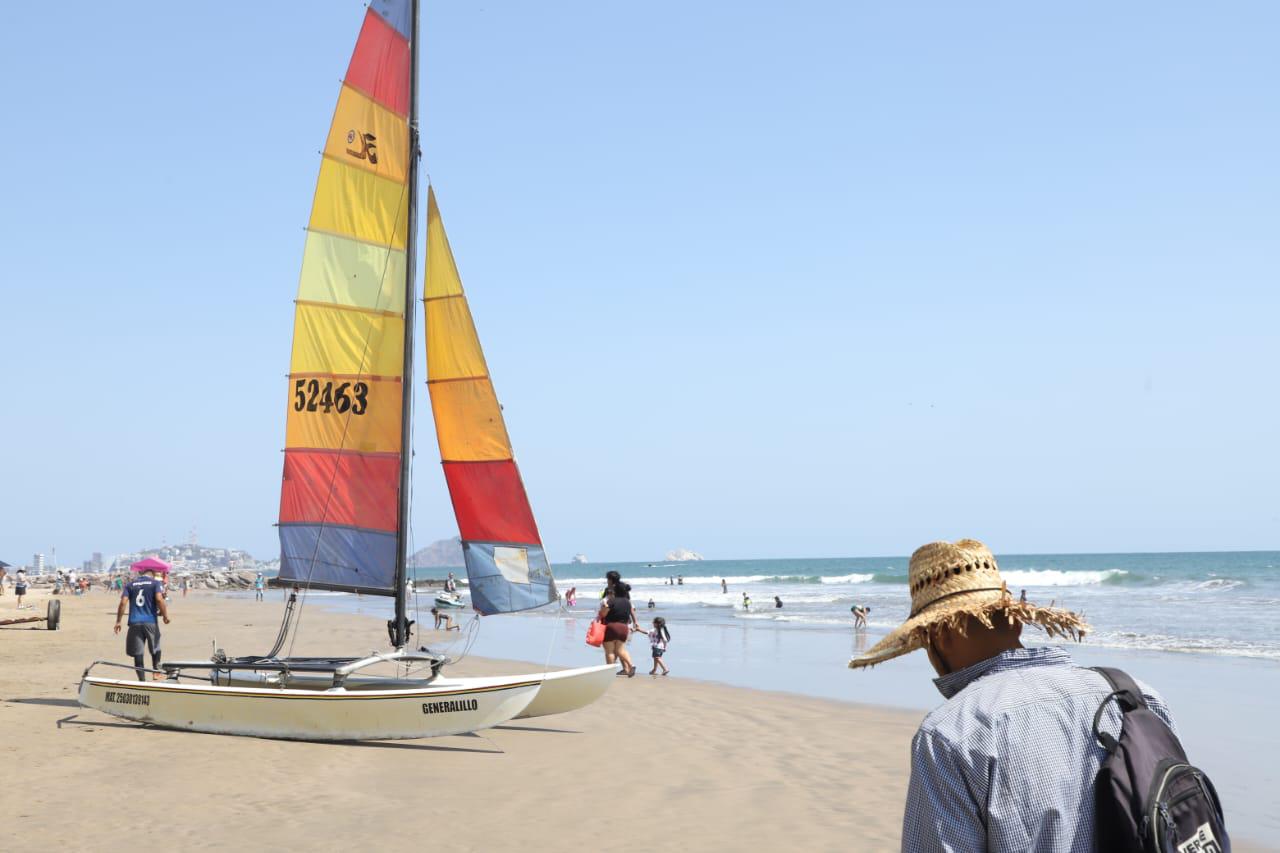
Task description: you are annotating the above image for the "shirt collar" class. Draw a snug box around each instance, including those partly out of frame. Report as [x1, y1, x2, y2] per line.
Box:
[932, 645, 1073, 699]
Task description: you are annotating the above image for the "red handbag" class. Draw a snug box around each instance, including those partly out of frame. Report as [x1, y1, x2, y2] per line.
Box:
[585, 619, 606, 647]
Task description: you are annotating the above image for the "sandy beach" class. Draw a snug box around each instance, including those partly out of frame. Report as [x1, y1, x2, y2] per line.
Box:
[3, 589, 921, 852]
[4, 588, 1274, 852]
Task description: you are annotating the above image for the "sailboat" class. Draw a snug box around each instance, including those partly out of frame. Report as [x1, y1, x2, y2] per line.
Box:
[78, 0, 613, 740]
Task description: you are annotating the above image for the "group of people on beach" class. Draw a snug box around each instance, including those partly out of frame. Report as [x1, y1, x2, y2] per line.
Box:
[595, 570, 670, 677]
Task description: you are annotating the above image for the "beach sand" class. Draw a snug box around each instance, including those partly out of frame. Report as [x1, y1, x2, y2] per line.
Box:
[2, 590, 1271, 852]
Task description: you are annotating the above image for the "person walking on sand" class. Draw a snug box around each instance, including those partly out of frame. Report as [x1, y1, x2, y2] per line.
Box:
[115, 563, 171, 681]
[0, 563, 6, 596]
[598, 582, 639, 677]
[647, 616, 670, 676]
[14, 568, 29, 609]
[849, 539, 1182, 852]
[254, 573, 265, 601]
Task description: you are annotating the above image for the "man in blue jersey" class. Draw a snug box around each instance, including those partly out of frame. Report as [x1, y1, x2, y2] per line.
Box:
[115, 567, 171, 681]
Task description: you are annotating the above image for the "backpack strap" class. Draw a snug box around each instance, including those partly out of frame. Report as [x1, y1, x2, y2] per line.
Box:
[1090, 667, 1146, 752]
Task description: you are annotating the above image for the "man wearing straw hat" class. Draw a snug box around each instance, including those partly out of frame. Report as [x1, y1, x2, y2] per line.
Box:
[850, 539, 1175, 852]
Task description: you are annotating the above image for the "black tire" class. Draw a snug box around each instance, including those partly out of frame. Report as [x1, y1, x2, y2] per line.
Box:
[46, 599, 60, 631]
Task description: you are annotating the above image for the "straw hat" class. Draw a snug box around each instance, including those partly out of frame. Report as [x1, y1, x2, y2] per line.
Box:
[848, 539, 1089, 669]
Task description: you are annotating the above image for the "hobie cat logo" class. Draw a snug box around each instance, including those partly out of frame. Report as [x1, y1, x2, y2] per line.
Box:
[1176, 823, 1222, 853]
[345, 130, 379, 165]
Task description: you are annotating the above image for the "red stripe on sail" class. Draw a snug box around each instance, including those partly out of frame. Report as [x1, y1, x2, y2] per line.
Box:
[280, 449, 399, 532]
[344, 9, 410, 117]
[442, 460, 542, 545]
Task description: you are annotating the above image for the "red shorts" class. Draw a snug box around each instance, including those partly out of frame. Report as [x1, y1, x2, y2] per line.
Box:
[604, 623, 630, 642]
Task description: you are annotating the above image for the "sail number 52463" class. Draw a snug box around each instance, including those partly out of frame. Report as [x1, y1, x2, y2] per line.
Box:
[293, 379, 369, 415]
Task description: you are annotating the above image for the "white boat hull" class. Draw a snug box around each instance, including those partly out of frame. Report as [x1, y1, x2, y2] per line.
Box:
[202, 663, 617, 720]
[78, 674, 539, 741]
[513, 664, 616, 719]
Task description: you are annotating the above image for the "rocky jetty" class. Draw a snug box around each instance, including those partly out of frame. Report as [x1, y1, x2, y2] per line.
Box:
[664, 548, 704, 562]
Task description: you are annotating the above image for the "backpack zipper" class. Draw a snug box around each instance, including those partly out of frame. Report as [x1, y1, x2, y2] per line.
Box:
[1150, 762, 1190, 852]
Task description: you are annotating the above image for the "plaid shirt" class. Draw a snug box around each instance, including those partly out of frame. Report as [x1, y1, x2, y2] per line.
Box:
[902, 646, 1174, 852]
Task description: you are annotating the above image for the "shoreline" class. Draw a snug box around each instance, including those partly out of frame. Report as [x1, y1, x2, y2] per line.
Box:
[3, 589, 1274, 851]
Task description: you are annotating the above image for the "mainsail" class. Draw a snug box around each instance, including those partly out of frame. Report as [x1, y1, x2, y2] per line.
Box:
[277, 0, 414, 595]
[424, 188, 557, 613]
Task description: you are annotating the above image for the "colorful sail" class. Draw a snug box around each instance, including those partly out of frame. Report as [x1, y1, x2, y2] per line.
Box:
[277, 0, 413, 594]
[424, 188, 557, 613]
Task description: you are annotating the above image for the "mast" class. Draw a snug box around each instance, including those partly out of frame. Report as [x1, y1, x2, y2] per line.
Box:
[391, 0, 421, 649]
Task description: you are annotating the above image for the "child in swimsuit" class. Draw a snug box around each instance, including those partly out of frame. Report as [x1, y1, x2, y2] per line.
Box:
[648, 616, 670, 676]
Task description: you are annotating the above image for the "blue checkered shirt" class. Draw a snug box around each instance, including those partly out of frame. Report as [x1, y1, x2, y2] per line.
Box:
[901, 646, 1175, 852]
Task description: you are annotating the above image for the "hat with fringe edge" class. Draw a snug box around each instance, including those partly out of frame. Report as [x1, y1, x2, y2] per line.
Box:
[848, 539, 1089, 669]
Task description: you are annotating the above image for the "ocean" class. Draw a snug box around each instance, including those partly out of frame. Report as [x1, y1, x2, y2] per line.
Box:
[285, 550, 1279, 839]
[426, 550, 1280, 663]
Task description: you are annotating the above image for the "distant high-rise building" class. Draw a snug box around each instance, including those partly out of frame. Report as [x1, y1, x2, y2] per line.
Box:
[33, 553, 44, 573]
[91, 552, 104, 572]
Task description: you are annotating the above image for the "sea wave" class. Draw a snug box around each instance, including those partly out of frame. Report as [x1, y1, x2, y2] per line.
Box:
[555, 572, 874, 588]
[1000, 569, 1130, 587]
[1074, 630, 1280, 662]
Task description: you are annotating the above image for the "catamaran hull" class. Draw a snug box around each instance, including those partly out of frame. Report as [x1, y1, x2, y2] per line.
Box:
[512, 664, 616, 719]
[78, 674, 539, 741]
[203, 664, 617, 720]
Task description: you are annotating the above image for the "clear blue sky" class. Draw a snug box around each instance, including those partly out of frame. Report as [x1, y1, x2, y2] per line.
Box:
[2, 1, 1276, 567]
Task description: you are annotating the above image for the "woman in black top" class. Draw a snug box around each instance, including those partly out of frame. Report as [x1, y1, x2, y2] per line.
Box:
[598, 576, 639, 677]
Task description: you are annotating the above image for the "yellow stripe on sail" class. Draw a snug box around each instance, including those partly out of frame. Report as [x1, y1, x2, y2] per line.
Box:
[324, 85, 409, 185]
[428, 378, 512, 461]
[425, 295, 489, 381]
[291, 302, 404, 377]
[297, 231, 406, 313]
[310, 158, 409, 250]
[286, 376, 402, 454]
[425, 187, 464, 299]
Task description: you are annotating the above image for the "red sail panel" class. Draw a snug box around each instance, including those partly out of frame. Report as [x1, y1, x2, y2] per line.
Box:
[345, 9, 410, 117]
[442, 460, 542, 544]
[280, 450, 399, 532]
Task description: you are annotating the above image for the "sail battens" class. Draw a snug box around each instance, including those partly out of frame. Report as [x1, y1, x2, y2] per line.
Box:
[294, 299, 403, 319]
[278, 0, 413, 595]
[424, 187, 556, 613]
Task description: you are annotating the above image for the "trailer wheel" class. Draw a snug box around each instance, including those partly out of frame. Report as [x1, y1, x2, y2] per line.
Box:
[46, 599, 61, 631]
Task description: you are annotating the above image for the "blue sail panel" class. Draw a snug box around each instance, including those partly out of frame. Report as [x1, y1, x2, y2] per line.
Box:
[278, 523, 397, 593]
[462, 542, 557, 615]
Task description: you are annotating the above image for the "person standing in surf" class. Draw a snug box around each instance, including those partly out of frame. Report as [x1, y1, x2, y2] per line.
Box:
[647, 616, 670, 676]
[598, 580, 638, 677]
[115, 565, 170, 681]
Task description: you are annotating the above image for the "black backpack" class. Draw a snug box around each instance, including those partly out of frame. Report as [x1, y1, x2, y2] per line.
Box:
[1092, 667, 1229, 853]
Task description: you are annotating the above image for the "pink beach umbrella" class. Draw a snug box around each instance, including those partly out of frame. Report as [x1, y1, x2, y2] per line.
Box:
[131, 557, 171, 574]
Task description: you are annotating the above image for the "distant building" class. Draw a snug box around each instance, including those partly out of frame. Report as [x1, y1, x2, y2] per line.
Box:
[33, 553, 44, 574]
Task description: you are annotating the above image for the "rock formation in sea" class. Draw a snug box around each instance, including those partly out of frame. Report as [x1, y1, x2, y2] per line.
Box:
[408, 537, 465, 568]
[664, 548, 704, 562]
[571, 554, 588, 564]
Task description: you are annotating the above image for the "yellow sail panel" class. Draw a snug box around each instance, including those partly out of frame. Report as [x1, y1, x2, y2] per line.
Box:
[310, 158, 408, 249]
[324, 85, 409, 185]
[425, 188, 464, 299]
[286, 376, 402, 454]
[291, 302, 404, 377]
[428, 378, 512, 461]
[425, 295, 489, 381]
[297, 232, 406, 313]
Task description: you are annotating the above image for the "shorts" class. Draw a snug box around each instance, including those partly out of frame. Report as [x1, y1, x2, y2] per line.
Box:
[604, 623, 629, 642]
[651, 647, 665, 658]
[126, 623, 162, 657]
[15, 586, 27, 595]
